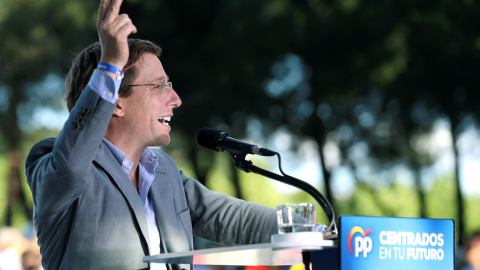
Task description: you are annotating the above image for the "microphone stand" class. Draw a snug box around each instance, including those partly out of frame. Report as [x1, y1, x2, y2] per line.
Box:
[231, 153, 338, 235]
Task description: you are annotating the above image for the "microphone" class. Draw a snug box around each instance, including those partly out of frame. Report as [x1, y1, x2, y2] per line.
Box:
[197, 127, 276, 157]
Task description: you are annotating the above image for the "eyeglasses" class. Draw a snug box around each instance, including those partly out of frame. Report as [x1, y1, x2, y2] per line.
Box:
[127, 81, 173, 91]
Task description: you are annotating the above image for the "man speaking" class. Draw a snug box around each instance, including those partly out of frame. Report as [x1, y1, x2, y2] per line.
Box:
[25, 0, 277, 269]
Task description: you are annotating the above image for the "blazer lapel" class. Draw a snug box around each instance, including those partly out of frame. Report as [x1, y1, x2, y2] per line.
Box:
[149, 165, 178, 253]
[93, 143, 151, 250]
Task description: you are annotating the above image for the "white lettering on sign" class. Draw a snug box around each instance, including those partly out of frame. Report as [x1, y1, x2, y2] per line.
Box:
[379, 231, 444, 247]
[355, 236, 373, 258]
[377, 231, 446, 261]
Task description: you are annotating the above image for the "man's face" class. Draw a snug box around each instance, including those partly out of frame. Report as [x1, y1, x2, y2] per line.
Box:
[119, 52, 182, 147]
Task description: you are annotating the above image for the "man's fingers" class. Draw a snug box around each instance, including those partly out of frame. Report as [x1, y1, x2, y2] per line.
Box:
[96, 0, 133, 69]
[103, 0, 123, 24]
[108, 14, 133, 32]
[117, 22, 138, 37]
[107, 15, 137, 41]
[97, 0, 110, 26]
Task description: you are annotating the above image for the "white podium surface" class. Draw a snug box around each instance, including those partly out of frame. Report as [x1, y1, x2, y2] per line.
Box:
[144, 232, 336, 266]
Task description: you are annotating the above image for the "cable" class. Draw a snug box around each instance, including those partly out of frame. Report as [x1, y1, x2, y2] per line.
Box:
[231, 152, 338, 235]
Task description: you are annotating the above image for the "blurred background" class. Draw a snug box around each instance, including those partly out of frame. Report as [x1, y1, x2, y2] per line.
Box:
[1, 0, 480, 269]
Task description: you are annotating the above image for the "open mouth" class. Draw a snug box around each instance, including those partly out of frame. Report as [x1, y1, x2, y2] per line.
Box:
[158, 116, 171, 127]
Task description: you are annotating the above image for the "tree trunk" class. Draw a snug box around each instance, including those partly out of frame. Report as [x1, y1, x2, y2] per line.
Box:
[315, 133, 335, 211]
[6, 148, 32, 225]
[2, 77, 31, 226]
[229, 161, 244, 200]
[188, 146, 207, 186]
[412, 161, 426, 218]
[450, 123, 464, 245]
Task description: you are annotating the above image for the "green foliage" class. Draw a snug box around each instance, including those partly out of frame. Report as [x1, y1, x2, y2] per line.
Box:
[0, 0, 479, 249]
[0, 128, 61, 227]
[10, 204, 29, 228]
[464, 195, 480, 235]
[0, 0, 97, 227]
[377, 182, 420, 217]
[426, 175, 457, 219]
[205, 154, 237, 197]
[336, 181, 420, 218]
[0, 155, 8, 225]
[371, 25, 409, 86]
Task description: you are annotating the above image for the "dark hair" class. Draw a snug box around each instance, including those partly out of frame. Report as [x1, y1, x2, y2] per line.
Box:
[65, 39, 162, 111]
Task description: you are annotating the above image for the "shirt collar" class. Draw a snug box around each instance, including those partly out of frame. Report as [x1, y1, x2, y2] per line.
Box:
[102, 138, 159, 175]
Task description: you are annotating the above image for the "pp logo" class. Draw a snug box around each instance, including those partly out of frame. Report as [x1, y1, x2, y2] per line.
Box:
[348, 226, 373, 258]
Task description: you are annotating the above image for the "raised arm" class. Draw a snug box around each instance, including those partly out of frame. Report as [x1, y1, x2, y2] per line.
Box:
[97, 0, 136, 76]
[26, 0, 137, 215]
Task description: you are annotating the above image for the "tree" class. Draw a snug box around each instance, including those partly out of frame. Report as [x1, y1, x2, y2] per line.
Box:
[0, 0, 97, 225]
[120, 0, 480, 244]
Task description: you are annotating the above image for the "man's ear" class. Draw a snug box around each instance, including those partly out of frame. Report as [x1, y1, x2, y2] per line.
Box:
[113, 98, 125, 117]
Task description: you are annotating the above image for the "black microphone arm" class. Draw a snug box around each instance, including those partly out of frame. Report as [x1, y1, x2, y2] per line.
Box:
[232, 153, 338, 235]
[196, 127, 338, 234]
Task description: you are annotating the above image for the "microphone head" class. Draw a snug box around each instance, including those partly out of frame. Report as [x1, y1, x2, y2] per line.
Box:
[197, 127, 228, 152]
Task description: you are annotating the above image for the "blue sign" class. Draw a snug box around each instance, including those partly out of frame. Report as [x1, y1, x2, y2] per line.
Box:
[339, 216, 454, 270]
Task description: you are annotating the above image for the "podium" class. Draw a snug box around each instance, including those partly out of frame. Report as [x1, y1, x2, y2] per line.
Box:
[144, 216, 455, 270]
[144, 232, 336, 268]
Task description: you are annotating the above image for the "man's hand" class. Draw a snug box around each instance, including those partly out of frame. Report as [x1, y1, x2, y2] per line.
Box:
[97, 0, 137, 71]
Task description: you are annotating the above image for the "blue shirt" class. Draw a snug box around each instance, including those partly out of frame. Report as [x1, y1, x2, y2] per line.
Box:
[102, 139, 162, 256]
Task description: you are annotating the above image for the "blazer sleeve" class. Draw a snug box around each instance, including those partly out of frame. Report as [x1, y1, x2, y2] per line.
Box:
[181, 171, 278, 245]
[25, 85, 116, 216]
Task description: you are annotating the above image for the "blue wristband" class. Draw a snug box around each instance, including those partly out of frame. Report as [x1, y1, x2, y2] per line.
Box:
[97, 62, 124, 80]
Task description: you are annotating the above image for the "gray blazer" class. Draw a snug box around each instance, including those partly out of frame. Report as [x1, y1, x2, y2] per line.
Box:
[25, 86, 277, 270]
